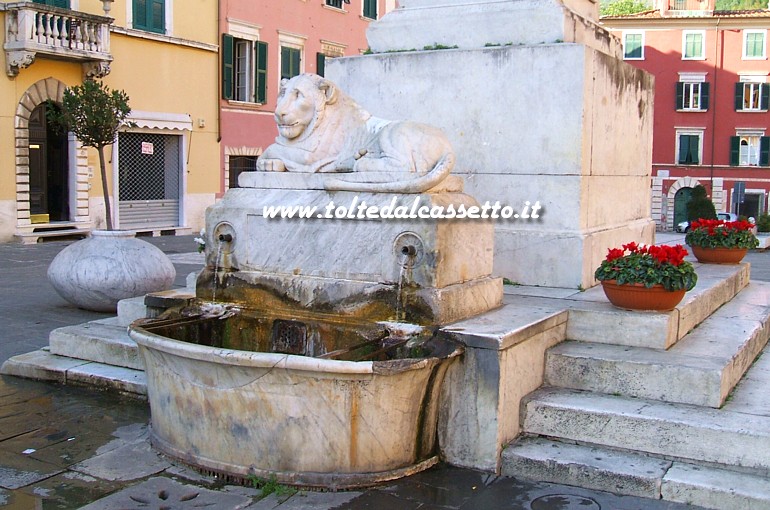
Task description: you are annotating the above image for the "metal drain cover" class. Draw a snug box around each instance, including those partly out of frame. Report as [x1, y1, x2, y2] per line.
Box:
[270, 319, 308, 355]
[531, 494, 601, 510]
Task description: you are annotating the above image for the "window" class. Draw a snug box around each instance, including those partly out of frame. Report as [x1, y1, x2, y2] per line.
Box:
[735, 81, 769, 111]
[33, 0, 69, 7]
[228, 156, 258, 189]
[744, 30, 766, 60]
[676, 81, 709, 111]
[277, 31, 306, 82]
[682, 31, 705, 60]
[676, 131, 703, 165]
[133, 0, 165, 34]
[623, 31, 644, 60]
[234, 40, 252, 102]
[222, 34, 268, 103]
[281, 46, 301, 80]
[325, 0, 344, 8]
[363, 0, 378, 19]
[730, 133, 770, 166]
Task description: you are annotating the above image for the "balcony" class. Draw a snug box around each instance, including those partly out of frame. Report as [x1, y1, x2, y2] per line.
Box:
[4, 2, 112, 77]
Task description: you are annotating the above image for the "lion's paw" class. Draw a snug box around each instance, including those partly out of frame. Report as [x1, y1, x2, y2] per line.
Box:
[257, 159, 287, 172]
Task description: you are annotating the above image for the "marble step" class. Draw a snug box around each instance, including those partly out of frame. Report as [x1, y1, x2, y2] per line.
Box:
[545, 283, 770, 408]
[521, 387, 770, 472]
[49, 319, 143, 371]
[502, 437, 770, 510]
[506, 262, 750, 350]
[48, 290, 197, 371]
[0, 349, 146, 396]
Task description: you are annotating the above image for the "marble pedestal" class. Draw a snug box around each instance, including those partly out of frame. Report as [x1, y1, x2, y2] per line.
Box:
[328, 16, 655, 289]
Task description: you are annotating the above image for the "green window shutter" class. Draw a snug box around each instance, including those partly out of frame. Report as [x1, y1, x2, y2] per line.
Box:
[281, 47, 291, 80]
[255, 41, 268, 103]
[35, 0, 70, 7]
[316, 52, 326, 77]
[691, 136, 700, 164]
[735, 82, 744, 111]
[678, 136, 690, 164]
[760, 137, 770, 166]
[134, 0, 164, 33]
[133, 0, 147, 29]
[679, 135, 699, 165]
[150, 0, 164, 33]
[291, 48, 300, 77]
[364, 0, 377, 19]
[281, 47, 300, 80]
[730, 136, 740, 166]
[761, 83, 770, 110]
[701, 82, 710, 110]
[222, 34, 234, 100]
[676, 82, 684, 109]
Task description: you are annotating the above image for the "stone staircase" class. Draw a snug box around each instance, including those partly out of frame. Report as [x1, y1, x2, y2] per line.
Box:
[502, 264, 770, 509]
[0, 289, 194, 396]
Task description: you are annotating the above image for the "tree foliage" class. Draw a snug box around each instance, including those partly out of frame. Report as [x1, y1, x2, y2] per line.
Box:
[686, 185, 718, 222]
[48, 80, 132, 230]
[716, 0, 767, 9]
[50, 80, 132, 150]
[601, 0, 651, 16]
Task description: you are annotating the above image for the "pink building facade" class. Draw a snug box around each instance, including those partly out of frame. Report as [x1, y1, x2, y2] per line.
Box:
[218, 0, 394, 193]
[603, 1, 770, 230]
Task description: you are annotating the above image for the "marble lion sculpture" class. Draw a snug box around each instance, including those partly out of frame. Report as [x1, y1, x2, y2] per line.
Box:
[257, 73, 456, 193]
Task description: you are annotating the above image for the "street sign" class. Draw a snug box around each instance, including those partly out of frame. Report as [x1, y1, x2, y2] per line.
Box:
[734, 181, 746, 206]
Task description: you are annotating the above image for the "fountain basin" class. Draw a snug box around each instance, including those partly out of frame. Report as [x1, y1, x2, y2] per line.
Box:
[128, 310, 463, 488]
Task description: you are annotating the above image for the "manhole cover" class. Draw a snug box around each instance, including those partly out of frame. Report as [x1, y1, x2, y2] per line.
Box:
[531, 494, 601, 510]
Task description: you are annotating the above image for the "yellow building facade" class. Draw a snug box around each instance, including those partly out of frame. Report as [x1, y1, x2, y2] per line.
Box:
[0, 0, 219, 243]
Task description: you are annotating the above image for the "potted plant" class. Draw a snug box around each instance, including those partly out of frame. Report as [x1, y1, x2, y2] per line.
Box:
[684, 218, 759, 264]
[45, 79, 175, 312]
[594, 242, 698, 311]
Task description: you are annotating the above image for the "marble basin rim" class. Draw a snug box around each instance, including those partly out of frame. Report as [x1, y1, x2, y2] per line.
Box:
[128, 315, 463, 489]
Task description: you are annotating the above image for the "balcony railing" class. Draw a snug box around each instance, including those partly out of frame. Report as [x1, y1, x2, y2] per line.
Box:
[4, 2, 113, 77]
[666, 0, 713, 14]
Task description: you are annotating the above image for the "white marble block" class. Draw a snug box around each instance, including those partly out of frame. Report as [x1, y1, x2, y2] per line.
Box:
[328, 42, 655, 289]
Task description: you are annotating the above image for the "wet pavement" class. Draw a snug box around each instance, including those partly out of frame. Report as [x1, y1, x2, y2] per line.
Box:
[2, 234, 761, 509]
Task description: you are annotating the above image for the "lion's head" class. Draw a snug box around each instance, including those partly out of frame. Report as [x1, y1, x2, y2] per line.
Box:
[273, 74, 339, 142]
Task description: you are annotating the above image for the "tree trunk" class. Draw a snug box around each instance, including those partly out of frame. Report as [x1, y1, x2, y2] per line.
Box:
[97, 146, 113, 230]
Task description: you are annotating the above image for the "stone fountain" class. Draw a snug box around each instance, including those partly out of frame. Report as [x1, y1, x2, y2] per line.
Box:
[129, 73, 502, 488]
[128, 0, 657, 490]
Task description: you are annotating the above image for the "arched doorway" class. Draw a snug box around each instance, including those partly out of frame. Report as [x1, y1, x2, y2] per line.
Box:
[673, 187, 693, 226]
[28, 102, 69, 222]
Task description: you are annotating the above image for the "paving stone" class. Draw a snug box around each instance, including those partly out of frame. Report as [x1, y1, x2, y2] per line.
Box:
[78, 476, 253, 510]
[333, 490, 422, 510]
[265, 490, 362, 509]
[16, 470, 122, 509]
[164, 462, 219, 486]
[71, 441, 171, 482]
[0, 450, 63, 489]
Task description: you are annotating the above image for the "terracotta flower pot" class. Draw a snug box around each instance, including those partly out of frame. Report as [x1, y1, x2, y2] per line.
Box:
[690, 245, 748, 264]
[600, 280, 686, 312]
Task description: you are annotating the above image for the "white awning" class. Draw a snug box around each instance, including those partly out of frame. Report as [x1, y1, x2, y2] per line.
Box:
[127, 111, 192, 131]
